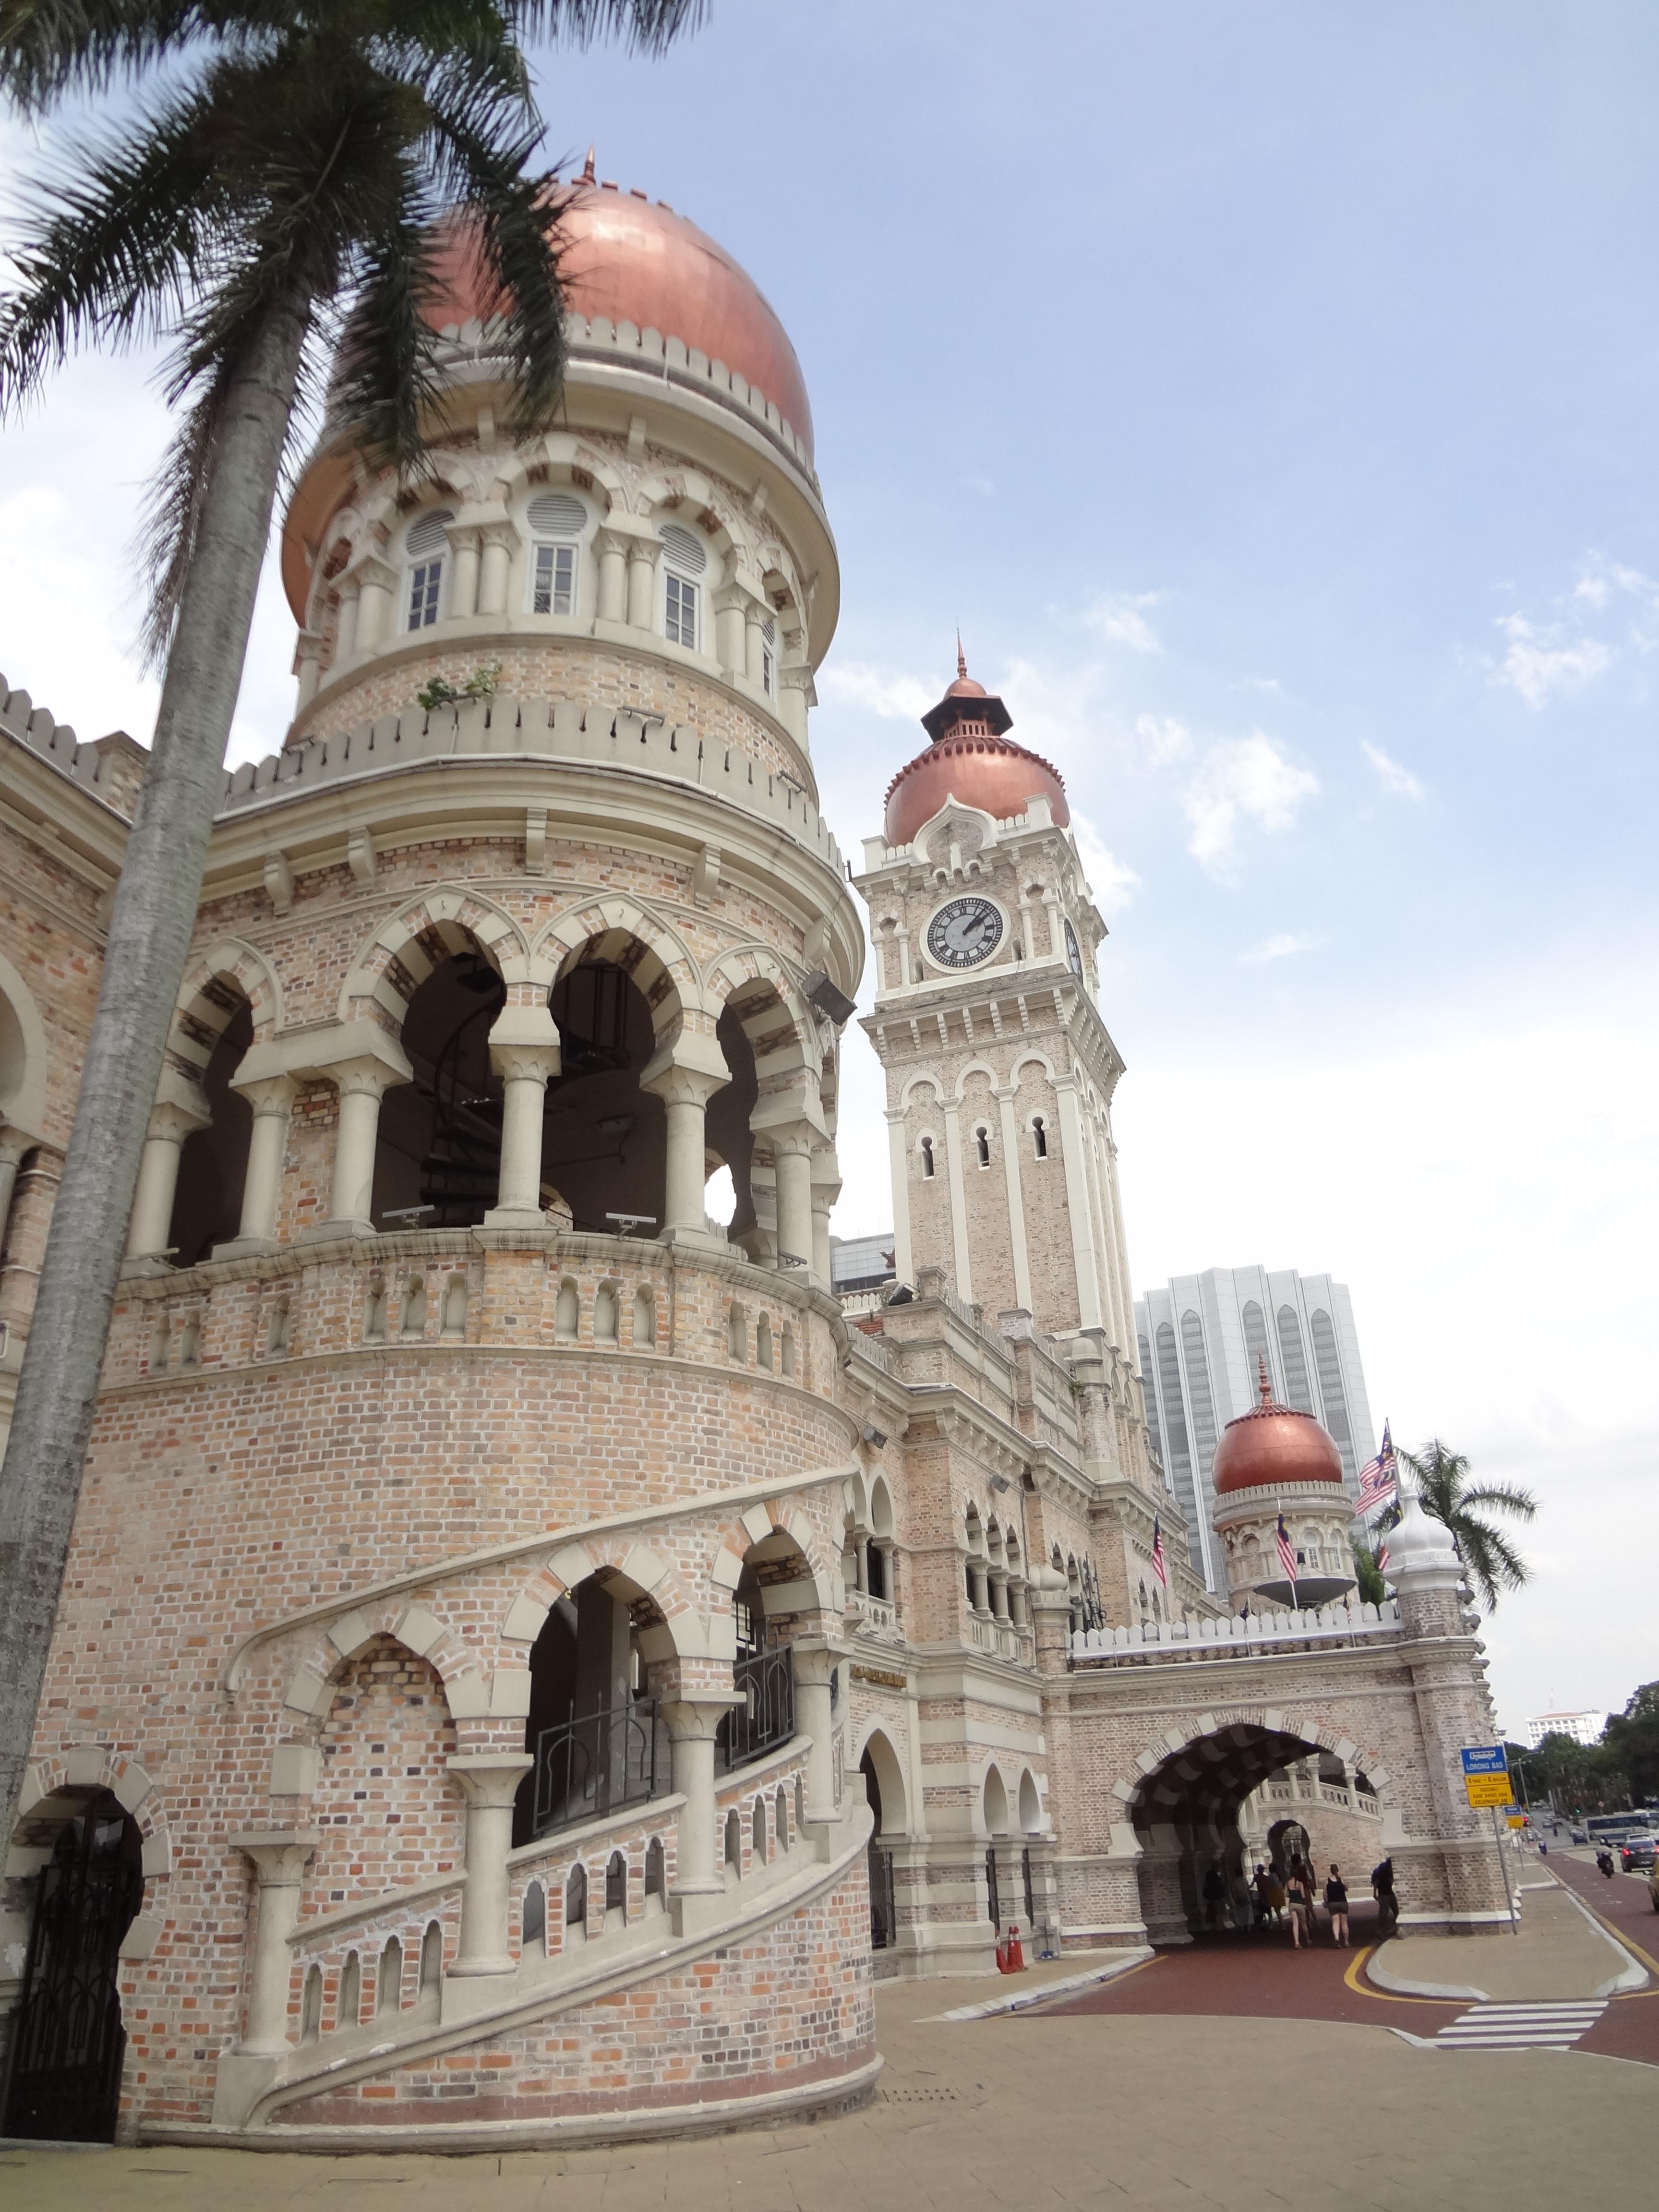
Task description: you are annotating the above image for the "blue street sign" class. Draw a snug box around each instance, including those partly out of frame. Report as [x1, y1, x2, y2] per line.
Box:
[1461, 1745, 1507, 1774]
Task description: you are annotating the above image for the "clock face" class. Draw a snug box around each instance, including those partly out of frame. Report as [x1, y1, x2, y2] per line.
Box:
[927, 895, 1004, 969]
[1064, 917, 1085, 979]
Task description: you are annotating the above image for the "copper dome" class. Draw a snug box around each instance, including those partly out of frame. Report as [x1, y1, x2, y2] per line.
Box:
[883, 652, 1069, 846]
[1212, 1366, 1346, 1497]
[423, 168, 814, 457]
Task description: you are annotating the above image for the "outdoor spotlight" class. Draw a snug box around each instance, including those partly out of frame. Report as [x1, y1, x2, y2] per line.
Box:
[802, 968, 856, 1025]
[862, 1423, 888, 1448]
[989, 1472, 1012, 1493]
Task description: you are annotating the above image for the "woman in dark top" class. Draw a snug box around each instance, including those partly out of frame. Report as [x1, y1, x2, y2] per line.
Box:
[1285, 1863, 1311, 1948]
[1324, 1863, 1350, 1946]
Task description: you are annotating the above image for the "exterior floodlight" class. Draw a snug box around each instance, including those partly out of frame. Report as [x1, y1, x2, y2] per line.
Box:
[802, 969, 856, 1025]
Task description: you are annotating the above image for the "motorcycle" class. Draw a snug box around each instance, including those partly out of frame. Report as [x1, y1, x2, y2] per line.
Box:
[1596, 1849, 1616, 1878]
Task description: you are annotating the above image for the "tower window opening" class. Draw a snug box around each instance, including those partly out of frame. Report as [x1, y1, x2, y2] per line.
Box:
[532, 541, 577, 615]
[920, 1136, 935, 1179]
[975, 1127, 990, 1168]
[1031, 1116, 1047, 1159]
[665, 569, 699, 649]
[404, 508, 453, 631]
[761, 613, 777, 697]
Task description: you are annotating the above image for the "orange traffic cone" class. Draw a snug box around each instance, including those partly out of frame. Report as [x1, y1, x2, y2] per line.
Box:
[1004, 1922, 1026, 1972]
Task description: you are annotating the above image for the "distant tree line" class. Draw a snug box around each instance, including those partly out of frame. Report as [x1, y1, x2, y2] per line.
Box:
[1506, 1683, 1659, 1814]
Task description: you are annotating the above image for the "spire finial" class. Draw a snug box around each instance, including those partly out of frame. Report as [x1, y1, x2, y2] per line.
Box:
[956, 629, 967, 683]
[579, 144, 596, 186]
[1257, 1354, 1273, 1406]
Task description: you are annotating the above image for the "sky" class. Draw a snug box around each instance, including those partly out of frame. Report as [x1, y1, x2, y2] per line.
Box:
[3, 2, 1657, 1738]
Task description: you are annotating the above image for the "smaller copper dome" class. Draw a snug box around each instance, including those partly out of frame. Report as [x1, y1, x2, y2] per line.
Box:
[884, 651, 1069, 846]
[1212, 1363, 1346, 1496]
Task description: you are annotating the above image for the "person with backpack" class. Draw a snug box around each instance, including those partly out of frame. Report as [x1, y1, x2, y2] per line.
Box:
[1324, 1863, 1350, 1946]
[1371, 1855, 1398, 1934]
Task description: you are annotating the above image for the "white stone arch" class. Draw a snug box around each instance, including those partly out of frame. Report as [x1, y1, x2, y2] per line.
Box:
[498, 1537, 708, 1666]
[1122, 1708, 1395, 1821]
[951, 1058, 1001, 1105]
[1009, 1048, 1057, 1090]
[899, 1072, 942, 1111]
[166, 936, 283, 1088]
[1017, 1767, 1044, 1834]
[854, 1723, 909, 1838]
[981, 1761, 1012, 1838]
[0, 944, 50, 1139]
[707, 1501, 844, 1623]
[338, 887, 529, 1031]
[634, 466, 757, 577]
[530, 894, 703, 1054]
[273, 1609, 484, 1762]
[868, 1472, 895, 1539]
[490, 435, 629, 524]
[707, 944, 819, 1085]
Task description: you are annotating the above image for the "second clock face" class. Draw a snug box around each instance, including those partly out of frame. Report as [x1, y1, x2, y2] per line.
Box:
[1064, 917, 1085, 979]
[927, 895, 1004, 968]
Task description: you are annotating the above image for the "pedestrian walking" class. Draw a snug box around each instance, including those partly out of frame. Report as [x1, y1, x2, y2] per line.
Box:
[1371, 1854, 1398, 1935]
[1202, 1858, 1227, 1930]
[1324, 1864, 1350, 1946]
[1285, 1862, 1312, 1948]
[1252, 1861, 1273, 1931]
[1266, 1868, 1286, 1926]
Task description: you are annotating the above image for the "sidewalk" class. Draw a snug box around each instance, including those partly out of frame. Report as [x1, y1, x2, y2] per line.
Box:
[5, 1935, 1659, 2212]
[1369, 1868, 1647, 2000]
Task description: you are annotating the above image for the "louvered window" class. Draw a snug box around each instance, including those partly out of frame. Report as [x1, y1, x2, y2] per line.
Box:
[1241, 1298, 1271, 1385]
[405, 507, 454, 631]
[528, 493, 585, 616]
[1310, 1308, 1357, 1477]
[1180, 1310, 1220, 1492]
[1276, 1305, 1315, 1413]
[661, 522, 705, 650]
[761, 612, 776, 697]
[1154, 1322, 1192, 1486]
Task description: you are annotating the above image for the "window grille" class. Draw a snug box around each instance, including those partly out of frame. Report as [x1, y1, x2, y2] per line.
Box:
[527, 492, 586, 536]
[660, 521, 706, 573]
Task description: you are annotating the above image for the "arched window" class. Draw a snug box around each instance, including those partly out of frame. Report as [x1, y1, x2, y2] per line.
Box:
[301, 1963, 323, 2043]
[795, 1775, 805, 1836]
[377, 1934, 402, 2015]
[1031, 1115, 1047, 1160]
[420, 1919, 443, 1999]
[775, 1783, 790, 1851]
[605, 1849, 627, 1918]
[405, 508, 454, 630]
[661, 521, 706, 649]
[919, 1135, 935, 1178]
[522, 1878, 546, 1953]
[728, 1300, 746, 1359]
[565, 1862, 588, 1940]
[756, 1312, 773, 1370]
[975, 1126, 991, 1168]
[593, 1281, 619, 1344]
[178, 1315, 201, 1368]
[644, 1836, 666, 1907]
[440, 1274, 467, 1340]
[759, 611, 777, 697]
[337, 1950, 361, 2030]
[725, 1806, 743, 1874]
[752, 1795, 768, 1862]
[555, 1277, 579, 1340]
[363, 1276, 386, 1343]
[266, 1298, 289, 1358]
[400, 1274, 427, 1338]
[526, 491, 585, 615]
[780, 1321, 795, 1377]
[1276, 1304, 1315, 1413]
[1241, 1298, 1271, 1384]
[633, 1285, 656, 1346]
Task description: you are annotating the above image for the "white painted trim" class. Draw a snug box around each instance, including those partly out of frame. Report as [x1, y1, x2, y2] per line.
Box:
[942, 1106, 974, 1301]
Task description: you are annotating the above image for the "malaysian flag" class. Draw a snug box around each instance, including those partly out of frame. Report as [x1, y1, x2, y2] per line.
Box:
[1276, 1515, 1299, 1589]
[1357, 1420, 1397, 1519]
[1150, 1518, 1168, 1589]
[1376, 1538, 1390, 1572]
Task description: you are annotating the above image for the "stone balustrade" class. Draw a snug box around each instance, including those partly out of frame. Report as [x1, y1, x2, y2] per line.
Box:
[1070, 1599, 1403, 1665]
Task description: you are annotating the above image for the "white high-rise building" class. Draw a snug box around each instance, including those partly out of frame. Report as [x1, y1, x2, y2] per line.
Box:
[1134, 1268, 1376, 1592]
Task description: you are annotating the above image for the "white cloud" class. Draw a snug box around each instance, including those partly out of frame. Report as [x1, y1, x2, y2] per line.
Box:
[1239, 931, 1317, 964]
[0, 485, 159, 743]
[1081, 589, 1162, 654]
[1492, 613, 1611, 709]
[1133, 712, 1192, 765]
[1361, 740, 1425, 800]
[816, 661, 933, 721]
[1179, 732, 1318, 869]
[1239, 675, 1282, 695]
[1070, 809, 1140, 917]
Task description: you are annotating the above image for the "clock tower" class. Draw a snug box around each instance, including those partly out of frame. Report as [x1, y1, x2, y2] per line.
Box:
[854, 655, 1138, 1358]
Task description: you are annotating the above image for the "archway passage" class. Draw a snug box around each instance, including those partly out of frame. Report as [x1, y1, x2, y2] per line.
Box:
[542, 958, 665, 1233]
[860, 1732, 907, 1955]
[1129, 1723, 1343, 1946]
[2, 1789, 143, 2142]
[168, 995, 253, 1264]
[374, 948, 505, 1228]
[516, 1570, 669, 1846]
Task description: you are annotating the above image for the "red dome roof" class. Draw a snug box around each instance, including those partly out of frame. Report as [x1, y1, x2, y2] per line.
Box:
[1212, 1367, 1346, 1497]
[883, 654, 1069, 846]
[423, 169, 813, 457]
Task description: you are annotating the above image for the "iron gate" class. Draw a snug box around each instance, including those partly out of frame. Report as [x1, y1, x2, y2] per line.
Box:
[2, 1792, 143, 2142]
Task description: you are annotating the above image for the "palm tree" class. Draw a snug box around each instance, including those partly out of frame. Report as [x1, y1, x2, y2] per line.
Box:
[0, 0, 703, 1852]
[1398, 1439, 1536, 1612]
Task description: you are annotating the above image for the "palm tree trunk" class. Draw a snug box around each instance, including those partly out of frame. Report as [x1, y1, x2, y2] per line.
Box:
[0, 281, 312, 1852]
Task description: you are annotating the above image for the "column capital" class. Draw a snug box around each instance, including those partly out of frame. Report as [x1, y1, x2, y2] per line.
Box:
[230, 1830, 320, 1885]
[489, 1041, 560, 1087]
[661, 1693, 745, 1743]
[147, 1094, 211, 1144]
[231, 1073, 298, 1118]
[333, 1055, 402, 1103]
[446, 1751, 533, 1809]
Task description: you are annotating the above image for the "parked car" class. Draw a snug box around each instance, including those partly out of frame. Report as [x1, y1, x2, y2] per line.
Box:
[1570, 1826, 1588, 1844]
[1618, 1835, 1658, 1872]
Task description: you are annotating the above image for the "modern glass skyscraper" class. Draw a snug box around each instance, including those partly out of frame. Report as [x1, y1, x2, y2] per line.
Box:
[1134, 1268, 1376, 1592]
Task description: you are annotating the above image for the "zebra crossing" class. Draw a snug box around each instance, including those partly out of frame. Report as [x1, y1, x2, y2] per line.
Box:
[1432, 1999, 1608, 2051]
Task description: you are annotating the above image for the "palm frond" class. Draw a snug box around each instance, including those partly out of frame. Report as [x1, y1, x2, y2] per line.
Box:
[510, 0, 706, 56]
[1455, 1483, 1537, 1521]
[0, 0, 301, 109]
[332, 199, 450, 476]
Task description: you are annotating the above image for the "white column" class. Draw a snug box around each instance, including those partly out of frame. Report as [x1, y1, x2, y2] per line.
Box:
[484, 1034, 560, 1226]
[353, 557, 397, 652]
[661, 1695, 737, 1912]
[126, 1099, 208, 1261]
[1102, 1126, 1137, 1356]
[941, 1106, 974, 1302]
[326, 1059, 397, 1232]
[334, 581, 360, 661]
[291, 631, 323, 712]
[626, 542, 660, 631]
[595, 530, 629, 623]
[714, 588, 746, 676]
[230, 1832, 319, 2054]
[745, 609, 767, 688]
[885, 1109, 913, 1283]
[994, 1083, 1033, 1314]
[0, 1128, 25, 1258]
[476, 521, 518, 619]
[447, 525, 481, 620]
[779, 662, 812, 747]
[1053, 1071, 1103, 1330]
[791, 1646, 840, 1826]
[773, 1130, 816, 1276]
[446, 1754, 534, 1975]
[810, 1150, 840, 1292]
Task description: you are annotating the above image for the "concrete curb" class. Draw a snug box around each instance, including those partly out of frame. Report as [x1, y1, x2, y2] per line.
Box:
[927, 1947, 1155, 2022]
[1554, 1884, 1651, 1996]
[1364, 1946, 1490, 2002]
